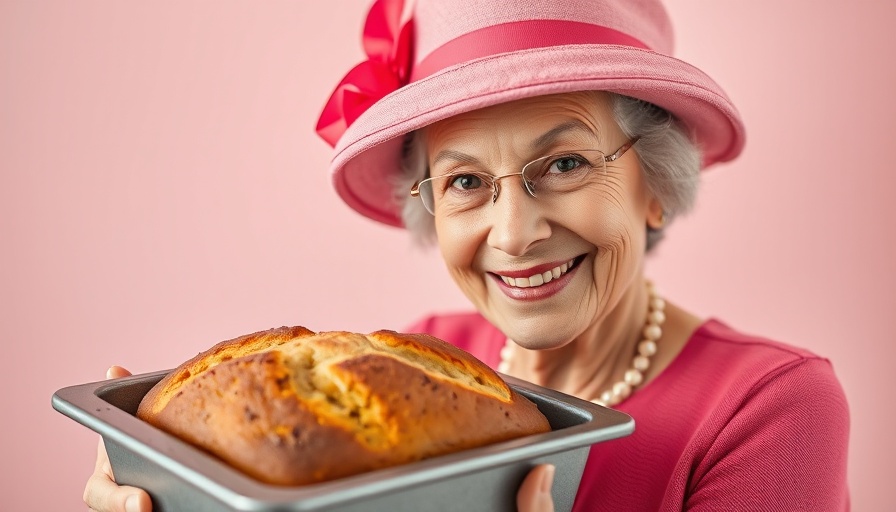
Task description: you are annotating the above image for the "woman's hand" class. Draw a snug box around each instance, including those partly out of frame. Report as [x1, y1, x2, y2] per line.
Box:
[83, 366, 153, 512]
[517, 464, 555, 512]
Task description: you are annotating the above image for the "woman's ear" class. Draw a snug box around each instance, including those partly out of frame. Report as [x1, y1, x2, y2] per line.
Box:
[646, 197, 666, 230]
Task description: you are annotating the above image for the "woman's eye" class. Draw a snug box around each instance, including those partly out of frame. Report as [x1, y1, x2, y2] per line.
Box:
[449, 174, 483, 190]
[549, 157, 584, 173]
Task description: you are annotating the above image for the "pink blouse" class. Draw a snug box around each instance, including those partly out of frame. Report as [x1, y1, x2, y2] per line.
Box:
[407, 312, 850, 511]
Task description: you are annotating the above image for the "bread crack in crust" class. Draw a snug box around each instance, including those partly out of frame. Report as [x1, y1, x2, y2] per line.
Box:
[366, 331, 511, 402]
[145, 326, 315, 415]
[279, 341, 392, 450]
[137, 326, 551, 486]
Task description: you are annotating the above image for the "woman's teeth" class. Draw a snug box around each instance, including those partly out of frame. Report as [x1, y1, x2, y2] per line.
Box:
[498, 259, 576, 288]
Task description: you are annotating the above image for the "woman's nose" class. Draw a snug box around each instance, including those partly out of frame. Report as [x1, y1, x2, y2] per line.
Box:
[485, 181, 551, 256]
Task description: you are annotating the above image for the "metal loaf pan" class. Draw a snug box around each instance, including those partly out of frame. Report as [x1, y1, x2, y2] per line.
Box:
[54, 370, 633, 511]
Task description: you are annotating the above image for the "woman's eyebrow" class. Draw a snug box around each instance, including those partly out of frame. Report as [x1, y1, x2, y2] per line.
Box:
[430, 120, 595, 168]
[431, 149, 479, 169]
[531, 120, 596, 151]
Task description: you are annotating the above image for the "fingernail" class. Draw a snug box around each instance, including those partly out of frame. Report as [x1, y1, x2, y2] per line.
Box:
[125, 494, 141, 512]
[540, 464, 556, 494]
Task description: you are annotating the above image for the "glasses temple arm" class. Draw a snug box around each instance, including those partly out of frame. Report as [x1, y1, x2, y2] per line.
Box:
[605, 136, 641, 162]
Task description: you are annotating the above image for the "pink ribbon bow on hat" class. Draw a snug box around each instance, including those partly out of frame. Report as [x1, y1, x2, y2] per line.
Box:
[316, 0, 414, 147]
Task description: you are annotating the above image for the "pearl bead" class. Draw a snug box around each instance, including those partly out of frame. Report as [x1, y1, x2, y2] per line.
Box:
[624, 368, 643, 386]
[638, 339, 657, 357]
[599, 389, 614, 405]
[643, 324, 662, 341]
[648, 310, 666, 325]
[612, 381, 632, 399]
[633, 355, 650, 371]
[650, 296, 666, 311]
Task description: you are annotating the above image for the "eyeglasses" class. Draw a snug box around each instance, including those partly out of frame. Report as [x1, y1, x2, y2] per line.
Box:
[409, 138, 640, 215]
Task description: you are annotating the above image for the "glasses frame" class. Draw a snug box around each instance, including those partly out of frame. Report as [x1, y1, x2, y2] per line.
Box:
[409, 137, 640, 215]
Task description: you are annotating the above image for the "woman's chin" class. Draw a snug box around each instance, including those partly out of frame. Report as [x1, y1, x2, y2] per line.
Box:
[494, 316, 581, 351]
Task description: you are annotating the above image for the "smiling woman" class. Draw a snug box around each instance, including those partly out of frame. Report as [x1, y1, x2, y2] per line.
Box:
[396, 89, 849, 511]
[80, 0, 851, 510]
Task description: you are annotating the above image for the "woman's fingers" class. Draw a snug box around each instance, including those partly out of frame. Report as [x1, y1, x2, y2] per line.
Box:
[516, 464, 555, 512]
[84, 441, 151, 511]
[83, 366, 152, 512]
[106, 365, 132, 379]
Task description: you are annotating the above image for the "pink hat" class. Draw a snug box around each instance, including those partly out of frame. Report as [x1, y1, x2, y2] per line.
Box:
[317, 0, 746, 227]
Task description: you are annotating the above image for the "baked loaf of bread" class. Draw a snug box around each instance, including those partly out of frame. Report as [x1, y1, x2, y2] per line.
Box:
[136, 326, 551, 486]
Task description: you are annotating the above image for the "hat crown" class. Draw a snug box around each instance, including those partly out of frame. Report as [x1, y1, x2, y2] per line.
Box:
[414, 0, 675, 65]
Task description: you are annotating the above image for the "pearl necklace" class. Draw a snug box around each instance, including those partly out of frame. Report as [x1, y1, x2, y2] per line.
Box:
[497, 281, 666, 407]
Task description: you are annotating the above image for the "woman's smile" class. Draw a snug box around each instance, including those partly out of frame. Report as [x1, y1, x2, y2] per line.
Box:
[488, 254, 587, 301]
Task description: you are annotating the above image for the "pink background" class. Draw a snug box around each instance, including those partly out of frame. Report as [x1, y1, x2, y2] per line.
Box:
[2, 1, 894, 509]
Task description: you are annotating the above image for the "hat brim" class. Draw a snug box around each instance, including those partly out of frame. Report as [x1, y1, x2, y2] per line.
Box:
[330, 44, 746, 227]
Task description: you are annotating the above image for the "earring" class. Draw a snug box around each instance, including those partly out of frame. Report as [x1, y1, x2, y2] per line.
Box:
[656, 211, 666, 228]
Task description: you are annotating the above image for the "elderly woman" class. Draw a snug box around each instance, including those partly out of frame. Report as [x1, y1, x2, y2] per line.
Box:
[84, 0, 850, 511]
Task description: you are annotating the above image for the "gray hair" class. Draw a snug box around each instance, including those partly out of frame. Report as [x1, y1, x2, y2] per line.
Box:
[394, 93, 701, 251]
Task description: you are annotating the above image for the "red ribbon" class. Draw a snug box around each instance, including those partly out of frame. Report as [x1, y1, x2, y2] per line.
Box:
[316, 0, 414, 147]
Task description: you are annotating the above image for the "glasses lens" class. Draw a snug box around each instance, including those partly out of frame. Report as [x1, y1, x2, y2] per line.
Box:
[416, 180, 436, 214]
[523, 150, 607, 195]
[421, 173, 494, 215]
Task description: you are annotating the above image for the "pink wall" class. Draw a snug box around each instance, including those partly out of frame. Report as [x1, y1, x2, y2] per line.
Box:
[3, 1, 893, 509]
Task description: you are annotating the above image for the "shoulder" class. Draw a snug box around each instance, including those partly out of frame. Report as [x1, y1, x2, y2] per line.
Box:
[688, 317, 848, 421]
[676, 318, 849, 432]
[573, 320, 850, 509]
[682, 318, 844, 394]
[680, 320, 851, 509]
[691, 318, 825, 362]
[641, 318, 849, 423]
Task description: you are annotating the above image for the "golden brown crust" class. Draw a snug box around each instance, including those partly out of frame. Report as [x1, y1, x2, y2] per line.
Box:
[139, 326, 316, 416]
[136, 326, 550, 486]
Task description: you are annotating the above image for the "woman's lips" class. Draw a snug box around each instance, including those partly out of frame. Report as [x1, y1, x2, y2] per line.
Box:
[489, 256, 584, 301]
[494, 258, 576, 287]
